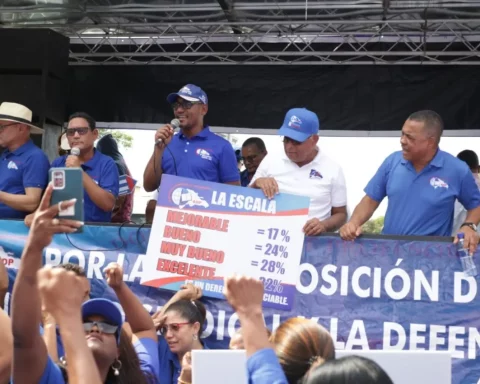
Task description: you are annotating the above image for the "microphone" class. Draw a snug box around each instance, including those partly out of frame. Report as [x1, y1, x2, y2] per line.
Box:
[155, 118, 180, 146]
[71, 147, 80, 156]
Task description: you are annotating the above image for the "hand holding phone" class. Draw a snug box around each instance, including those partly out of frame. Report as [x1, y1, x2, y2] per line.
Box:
[49, 168, 85, 231]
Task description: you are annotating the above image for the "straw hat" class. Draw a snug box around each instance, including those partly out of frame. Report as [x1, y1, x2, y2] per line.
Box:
[60, 132, 71, 151]
[0, 102, 43, 134]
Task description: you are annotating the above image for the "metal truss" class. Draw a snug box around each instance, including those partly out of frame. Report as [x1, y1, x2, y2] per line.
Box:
[59, 19, 480, 65]
[2, 1, 480, 65]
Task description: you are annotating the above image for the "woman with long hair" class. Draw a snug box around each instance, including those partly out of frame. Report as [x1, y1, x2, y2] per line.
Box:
[151, 284, 207, 384]
[46, 296, 150, 384]
[302, 355, 393, 384]
[11, 185, 160, 384]
[270, 318, 335, 384]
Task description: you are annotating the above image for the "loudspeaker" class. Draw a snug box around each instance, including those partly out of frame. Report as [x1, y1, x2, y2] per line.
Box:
[0, 29, 70, 127]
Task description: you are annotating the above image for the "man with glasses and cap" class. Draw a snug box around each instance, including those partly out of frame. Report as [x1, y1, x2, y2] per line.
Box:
[143, 84, 240, 193]
[250, 108, 348, 236]
[0, 102, 50, 219]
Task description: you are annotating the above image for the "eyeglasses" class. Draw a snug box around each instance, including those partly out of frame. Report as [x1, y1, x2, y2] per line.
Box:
[65, 127, 89, 136]
[0, 122, 18, 131]
[160, 322, 191, 335]
[171, 101, 201, 110]
[83, 321, 118, 335]
[241, 154, 259, 163]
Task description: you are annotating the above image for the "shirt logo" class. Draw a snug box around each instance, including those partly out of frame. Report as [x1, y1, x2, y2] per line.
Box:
[171, 187, 209, 209]
[309, 169, 323, 179]
[196, 148, 212, 161]
[119, 175, 137, 196]
[7, 161, 18, 170]
[430, 177, 449, 189]
[180, 86, 192, 95]
[288, 115, 302, 129]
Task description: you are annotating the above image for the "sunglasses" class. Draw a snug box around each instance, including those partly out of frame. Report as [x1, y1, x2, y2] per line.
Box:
[65, 127, 90, 136]
[160, 322, 191, 335]
[171, 101, 201, 110]
[83, 321, 118, 335]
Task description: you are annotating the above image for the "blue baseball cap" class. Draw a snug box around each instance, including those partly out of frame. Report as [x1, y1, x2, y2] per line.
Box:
[81, 298, 123, 344]
[235, 149, 242, 162]
[232, 145, 242, 162]
[278, 108, 319, 143]
[167, 84, 208, 104]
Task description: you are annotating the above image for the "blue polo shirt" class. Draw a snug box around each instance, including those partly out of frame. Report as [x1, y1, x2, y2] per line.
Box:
[248, 348, 288, 384]
[162, 127, 239, 183]
[157, 336, 208, 384]
[240, 169, 251, 187]
[0, 140, 50, 219]
[365, 150, 480, 236]
[51, 150, 119, 223]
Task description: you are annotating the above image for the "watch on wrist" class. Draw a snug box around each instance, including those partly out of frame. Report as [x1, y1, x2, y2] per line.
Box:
[461, 222, 477, 231]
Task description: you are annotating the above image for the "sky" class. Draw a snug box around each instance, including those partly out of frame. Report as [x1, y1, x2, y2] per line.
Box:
[119, 130, 480, 218]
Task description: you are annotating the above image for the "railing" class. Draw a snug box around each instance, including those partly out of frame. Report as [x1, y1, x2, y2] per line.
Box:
[0, 219, 477, 384]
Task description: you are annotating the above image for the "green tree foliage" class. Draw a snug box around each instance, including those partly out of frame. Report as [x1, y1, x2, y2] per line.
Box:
[98, 129, 134, 149]
[362, 216, 385, 234]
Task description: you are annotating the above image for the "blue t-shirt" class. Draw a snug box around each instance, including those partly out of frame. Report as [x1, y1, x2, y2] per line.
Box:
[365, 150, 480, 236]
[51, 150, 119, 223]
[39, 325, 65, 360]
[157, 336, 208, 384]
[134, 338, 161, 384]
[162, 127, 240, 183]
[247, 348, 288, 384]
[0, 140, 50, 219]
[37, 337, 160, 384]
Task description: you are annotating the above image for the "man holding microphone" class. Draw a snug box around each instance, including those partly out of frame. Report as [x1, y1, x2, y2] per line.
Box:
[143, 84, 240, 192]
[32, 113, 118, 225]
[52, 112, 119, 223]
[25, 112, 119, 226]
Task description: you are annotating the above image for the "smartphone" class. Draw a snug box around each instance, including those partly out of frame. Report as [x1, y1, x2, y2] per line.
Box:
[49, 167, 84, 232]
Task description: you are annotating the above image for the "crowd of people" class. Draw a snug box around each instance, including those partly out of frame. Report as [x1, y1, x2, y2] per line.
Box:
[0, 82, 480, 382]
[0, 190, 395, 383]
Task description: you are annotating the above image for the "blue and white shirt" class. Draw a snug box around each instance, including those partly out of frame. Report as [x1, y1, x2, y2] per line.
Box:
[162, 127, 240, 184]
[365, 149, 480, 236]
[0, 140, 50, 219]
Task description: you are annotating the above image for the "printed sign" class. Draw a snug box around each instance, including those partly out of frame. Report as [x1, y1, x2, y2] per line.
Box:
[141, 175, 310, 310]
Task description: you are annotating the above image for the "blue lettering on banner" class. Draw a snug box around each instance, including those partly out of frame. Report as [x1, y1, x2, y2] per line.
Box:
[0, 220, 479, 384]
